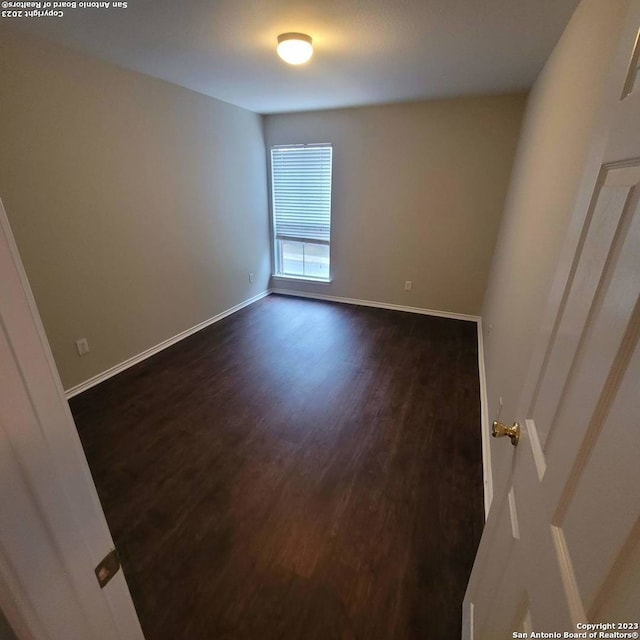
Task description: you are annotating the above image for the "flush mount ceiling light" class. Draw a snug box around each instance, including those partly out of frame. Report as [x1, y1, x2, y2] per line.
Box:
[276, 32, 313, 65]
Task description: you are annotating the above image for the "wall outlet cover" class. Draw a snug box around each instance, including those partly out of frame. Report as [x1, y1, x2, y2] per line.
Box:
[75, 338, 90, 356]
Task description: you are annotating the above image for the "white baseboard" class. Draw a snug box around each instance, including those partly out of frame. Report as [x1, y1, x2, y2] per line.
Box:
[64, 290, 270, 399]
[270, 289, 480, 323]
[477, 319, 493, 519]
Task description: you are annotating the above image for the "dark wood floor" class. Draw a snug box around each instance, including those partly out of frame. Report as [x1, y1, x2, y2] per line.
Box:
[70, 294, 484, 640]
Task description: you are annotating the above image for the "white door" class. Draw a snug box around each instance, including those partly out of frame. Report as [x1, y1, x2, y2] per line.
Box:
[465, 2, 640, 637]
[0, 198, 145, 640]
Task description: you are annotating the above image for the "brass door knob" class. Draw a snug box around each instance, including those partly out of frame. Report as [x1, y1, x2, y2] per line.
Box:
[492, 420, 520, 446]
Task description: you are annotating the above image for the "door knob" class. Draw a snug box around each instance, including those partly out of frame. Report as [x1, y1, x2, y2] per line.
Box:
[492, 420, 520, 446]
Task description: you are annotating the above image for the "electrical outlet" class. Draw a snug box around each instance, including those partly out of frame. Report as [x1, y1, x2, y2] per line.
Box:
[249, 272, 254, 283]
[75, 338, 90, 356]
[404, 280, 412, 291]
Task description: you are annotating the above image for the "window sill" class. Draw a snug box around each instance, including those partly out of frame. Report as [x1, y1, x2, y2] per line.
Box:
[272, 275, 333, 285]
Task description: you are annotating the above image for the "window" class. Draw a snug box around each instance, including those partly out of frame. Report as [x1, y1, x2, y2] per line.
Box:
[271, 144, 332, 281]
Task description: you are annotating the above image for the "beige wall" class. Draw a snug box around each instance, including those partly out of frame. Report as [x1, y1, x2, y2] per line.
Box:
[481, 0, 628, 428]
[0, 27, 271, 390]
[264, 96, 526, 315]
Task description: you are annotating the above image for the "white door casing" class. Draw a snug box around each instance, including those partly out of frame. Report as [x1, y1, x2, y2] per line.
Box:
[0, 198, 144, 640]
[465, 1, 640, 636]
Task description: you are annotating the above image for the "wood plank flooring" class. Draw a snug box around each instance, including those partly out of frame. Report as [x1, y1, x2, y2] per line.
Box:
[70, 294, 484, 640]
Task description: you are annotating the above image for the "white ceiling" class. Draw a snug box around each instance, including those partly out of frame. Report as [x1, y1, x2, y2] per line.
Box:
[16, 0, 580, 114]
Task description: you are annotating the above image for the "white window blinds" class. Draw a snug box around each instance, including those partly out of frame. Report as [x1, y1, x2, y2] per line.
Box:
[271, 144, 333, 244]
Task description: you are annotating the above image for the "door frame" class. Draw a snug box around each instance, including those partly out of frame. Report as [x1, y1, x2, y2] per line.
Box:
[0, 197, 144, 639]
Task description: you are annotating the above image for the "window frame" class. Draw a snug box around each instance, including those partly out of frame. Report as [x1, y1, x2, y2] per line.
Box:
[270, 143, 333, 283]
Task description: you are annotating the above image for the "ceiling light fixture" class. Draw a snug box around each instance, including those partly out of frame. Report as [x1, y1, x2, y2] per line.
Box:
[276, 33, 313, 65]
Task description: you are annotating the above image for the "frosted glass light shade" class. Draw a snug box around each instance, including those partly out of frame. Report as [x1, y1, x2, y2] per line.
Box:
[277, 33, 313, 65]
